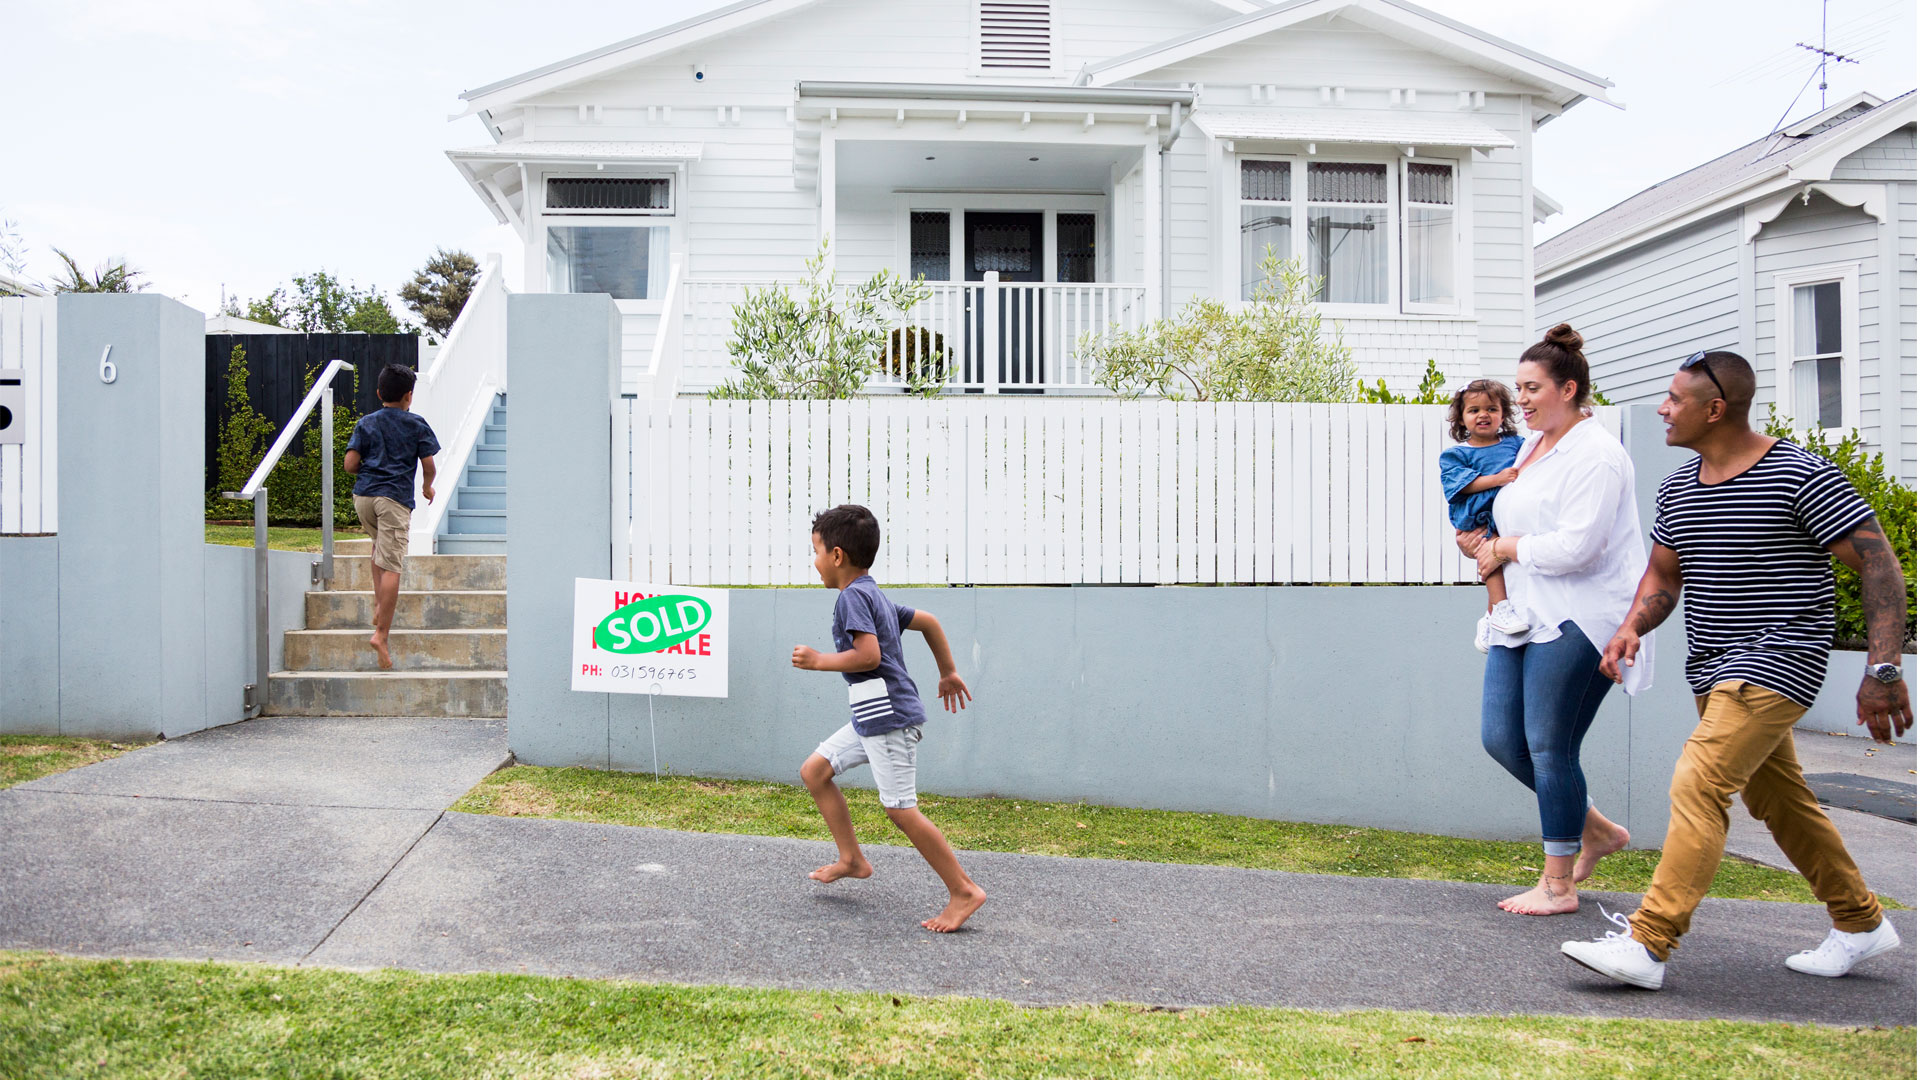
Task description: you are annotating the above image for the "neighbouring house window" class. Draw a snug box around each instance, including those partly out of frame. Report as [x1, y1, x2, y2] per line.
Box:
[1403, 162, 1455, 308]
[546, 226, 669, 300]
[1057, 213, 1096, 282]
[1307, 162, 1388, 305]
[546, 177, 671, 214]
[1240, 160, 1291, 299]
[910, 212, 951, 281]
[980, 0, 1049, 71]
[1790, 280, 1845, 429]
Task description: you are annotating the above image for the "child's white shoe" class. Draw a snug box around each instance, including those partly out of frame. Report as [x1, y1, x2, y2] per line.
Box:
[1785, 920, 1901, 977]
[1487, 600, 1531, 636]
[1474, 615, 1493, 654]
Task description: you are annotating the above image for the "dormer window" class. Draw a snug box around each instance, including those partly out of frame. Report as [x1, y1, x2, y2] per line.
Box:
[980, 1, 1050, 72]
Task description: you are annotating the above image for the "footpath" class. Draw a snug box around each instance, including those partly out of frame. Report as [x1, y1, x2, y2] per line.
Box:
[1, 717, 1913, 1027]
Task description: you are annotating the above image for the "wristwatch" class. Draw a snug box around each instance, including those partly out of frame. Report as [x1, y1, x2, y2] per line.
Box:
[1865, 662, 1903, 685]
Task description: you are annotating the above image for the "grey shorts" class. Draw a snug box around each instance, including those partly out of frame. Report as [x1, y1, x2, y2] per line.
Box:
[813, 722, 923, 809]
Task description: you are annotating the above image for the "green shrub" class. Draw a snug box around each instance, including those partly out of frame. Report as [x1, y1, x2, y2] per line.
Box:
[1764, 407, 1917, 649]
[205, 355, 360, 528]
[1082, 250, 1356, 402]
[711, 241, 936, 399]
[1358, 359, 1449, 404]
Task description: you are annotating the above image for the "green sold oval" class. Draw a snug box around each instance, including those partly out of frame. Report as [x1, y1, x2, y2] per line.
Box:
[595, 594, 712, 655]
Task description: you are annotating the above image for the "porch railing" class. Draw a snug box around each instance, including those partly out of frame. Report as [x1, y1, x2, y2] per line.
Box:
[408, 254, 509, 550]
[674, 275, 1148, 394]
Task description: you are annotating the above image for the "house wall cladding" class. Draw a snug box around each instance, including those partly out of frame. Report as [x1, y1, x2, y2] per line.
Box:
[1534, 212, 1744, 405]
[203, 333, 419, 492]
[521, 0, 1534, 394]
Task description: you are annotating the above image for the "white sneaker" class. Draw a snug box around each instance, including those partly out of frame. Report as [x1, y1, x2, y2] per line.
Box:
[1561, 906, 1665, 990]
[1487, 600, 1532, 636]
[1474, 614, 1492, 654]
[1785, 919, 1902, 977]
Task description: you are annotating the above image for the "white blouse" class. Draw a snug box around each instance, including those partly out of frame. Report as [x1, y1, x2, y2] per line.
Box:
[1492, 416, 1655, 696]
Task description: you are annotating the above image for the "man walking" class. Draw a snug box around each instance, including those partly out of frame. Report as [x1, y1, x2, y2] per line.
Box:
[1563, 350, 1910, 990]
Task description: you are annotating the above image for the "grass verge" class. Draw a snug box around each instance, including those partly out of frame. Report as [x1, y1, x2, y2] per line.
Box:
[1, 952, 1908, 1079]
[0, 736, 144, 790]
[453, 767, 1878, 906]
[205, 523, 366, 552]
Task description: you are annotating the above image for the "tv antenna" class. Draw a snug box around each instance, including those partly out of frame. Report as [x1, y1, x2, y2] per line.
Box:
[1797, 0, 1861, 109]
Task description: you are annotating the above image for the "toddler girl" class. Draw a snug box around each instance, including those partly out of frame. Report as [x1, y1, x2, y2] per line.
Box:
[1440, 379, 1531, 652]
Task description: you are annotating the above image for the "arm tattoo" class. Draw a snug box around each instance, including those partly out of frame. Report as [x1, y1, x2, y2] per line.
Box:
[1630, 589, 1677, 636]
[1846, 517, 1909, 663]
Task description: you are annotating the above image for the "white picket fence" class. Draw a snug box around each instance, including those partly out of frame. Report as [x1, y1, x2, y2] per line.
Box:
[0, 297, 57, 535]
[620, 398, 1620, 586]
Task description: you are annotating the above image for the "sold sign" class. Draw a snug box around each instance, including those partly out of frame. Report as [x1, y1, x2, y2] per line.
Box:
[595, 594, 712, 654]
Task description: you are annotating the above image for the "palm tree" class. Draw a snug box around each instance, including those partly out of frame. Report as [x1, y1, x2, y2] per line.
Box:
[51, 249, 146, 293]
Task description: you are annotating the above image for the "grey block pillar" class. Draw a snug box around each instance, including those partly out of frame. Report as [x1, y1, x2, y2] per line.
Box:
[1620, 402, 1702, 844]
[55, 294, 207, 738]
[504, 294, 622, 767]
[0, 536, 61, 733]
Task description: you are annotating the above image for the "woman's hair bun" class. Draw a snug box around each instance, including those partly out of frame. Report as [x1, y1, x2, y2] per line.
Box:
[1544, 323, 1583, 352]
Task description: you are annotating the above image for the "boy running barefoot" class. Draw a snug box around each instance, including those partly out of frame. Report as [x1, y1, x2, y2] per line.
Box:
[793, 504, 985, 933]
[343, 364, 438, 670]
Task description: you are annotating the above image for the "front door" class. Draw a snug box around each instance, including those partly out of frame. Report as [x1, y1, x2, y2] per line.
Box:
[964, 212, 1044, 391]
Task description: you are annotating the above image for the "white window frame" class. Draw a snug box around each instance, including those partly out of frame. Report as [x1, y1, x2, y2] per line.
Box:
[536, 169, 681, 311]
[1400, 156, 1465, 316]
[1772, 262, 1860, 435]
[1224, 148, 1473, 318]
[1236, 155, 1295, 301]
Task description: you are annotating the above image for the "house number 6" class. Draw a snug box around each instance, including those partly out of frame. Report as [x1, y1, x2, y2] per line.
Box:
[98, 345, 116, 384]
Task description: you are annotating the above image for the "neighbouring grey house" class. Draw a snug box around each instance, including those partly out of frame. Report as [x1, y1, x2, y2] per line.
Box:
[1535, 91, 1916, 483]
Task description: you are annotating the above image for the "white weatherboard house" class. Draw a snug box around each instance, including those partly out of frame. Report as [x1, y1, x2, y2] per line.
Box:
[445, 0, 1611, 399]
[1536, 91, 1917, 484]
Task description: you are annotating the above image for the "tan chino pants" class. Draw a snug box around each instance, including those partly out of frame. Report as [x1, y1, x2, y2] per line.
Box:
[1629, 680, 1882, 960]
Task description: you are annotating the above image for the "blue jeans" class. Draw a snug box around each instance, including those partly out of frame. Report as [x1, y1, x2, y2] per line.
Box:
[1480, 621, 1615, 855]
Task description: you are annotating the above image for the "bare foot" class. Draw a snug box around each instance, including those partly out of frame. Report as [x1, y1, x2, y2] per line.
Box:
[809, 858, 872, 883]
[368, 635, 393, 671]
[922, 885, 986, 932]
[1497, 880, 1579, 916]
[1573, 822, 1630, 884]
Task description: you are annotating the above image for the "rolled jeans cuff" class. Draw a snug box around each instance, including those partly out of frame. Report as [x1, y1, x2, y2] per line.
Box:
[1544, 839, 1582, 857]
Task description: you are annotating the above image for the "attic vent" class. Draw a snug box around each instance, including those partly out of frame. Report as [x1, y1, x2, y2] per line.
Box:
[981, 1, 1050, 71]
[546, 177, 671, 214]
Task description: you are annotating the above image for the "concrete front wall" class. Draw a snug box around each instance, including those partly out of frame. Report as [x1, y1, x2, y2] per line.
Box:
[1535, 211, 1744, 406]
[511, 354, 1700, 841]
[201, 544, 315, 735]
[53, 294, 207, 739]
[0, 536, 61, 734]
[504, 293, 623, 766]
[1794, 650, 1919, 746]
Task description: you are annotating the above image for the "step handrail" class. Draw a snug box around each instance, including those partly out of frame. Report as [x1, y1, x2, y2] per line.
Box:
[222, 356, 352, 717]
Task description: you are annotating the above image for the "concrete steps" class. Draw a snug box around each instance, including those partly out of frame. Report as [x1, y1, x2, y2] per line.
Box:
[267, 528, 506, 717]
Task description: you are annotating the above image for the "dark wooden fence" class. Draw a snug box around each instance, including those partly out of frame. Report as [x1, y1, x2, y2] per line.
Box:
[205, 333, 419, 492]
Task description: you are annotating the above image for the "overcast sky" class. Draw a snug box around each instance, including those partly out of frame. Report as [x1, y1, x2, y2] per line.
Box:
[6, 0, 1913, 315]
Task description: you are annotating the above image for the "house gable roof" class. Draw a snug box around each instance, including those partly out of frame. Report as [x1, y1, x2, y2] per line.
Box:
[457, 0, 1262, 117]
[1077, 0, 1614, 110]
[1536, 91, 1916, 281]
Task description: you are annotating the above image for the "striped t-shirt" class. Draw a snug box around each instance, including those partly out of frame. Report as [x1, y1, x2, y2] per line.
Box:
[1651, 440, 1875, 706]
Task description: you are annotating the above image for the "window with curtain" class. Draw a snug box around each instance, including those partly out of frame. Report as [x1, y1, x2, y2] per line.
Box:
[1240, 160, 1292, 300]
[545, 226, 669, 300]
[1403, 162, 1454, 307]
[1790, 280, 1844, 429]
[1307, 162, 1388, 305]
[910, 211, 951, 281]
[546, 177, 672, 214]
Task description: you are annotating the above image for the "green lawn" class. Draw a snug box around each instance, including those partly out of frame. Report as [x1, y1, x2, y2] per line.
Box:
[0, 952, 1907, 1079]
[0, 736, 144, 790]
[205, 523, 365, 552]
[454, 767, 1864, 906]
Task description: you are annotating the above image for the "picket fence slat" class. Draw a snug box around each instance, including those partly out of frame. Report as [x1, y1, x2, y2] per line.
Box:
[621, 400, 1620, 586]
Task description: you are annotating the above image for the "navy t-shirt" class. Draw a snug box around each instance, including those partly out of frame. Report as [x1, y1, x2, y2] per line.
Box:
[832, 575, 926, 736]
[347, 406, 440, 509]
[1439, 434, 1524, 533]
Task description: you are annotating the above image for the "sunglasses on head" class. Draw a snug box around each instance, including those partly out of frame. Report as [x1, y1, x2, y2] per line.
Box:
[1679, 351, 1726, 399]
